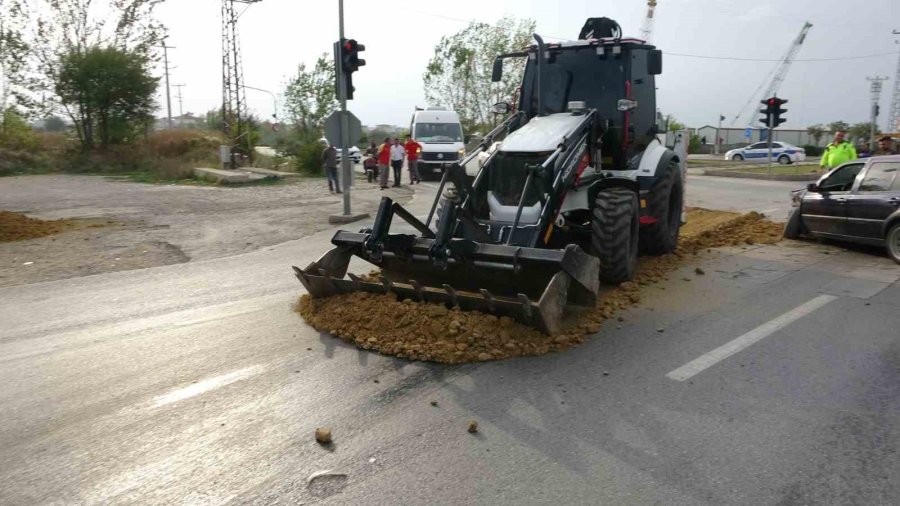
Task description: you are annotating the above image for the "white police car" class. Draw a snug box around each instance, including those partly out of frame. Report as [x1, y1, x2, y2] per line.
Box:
[725, 142, 806, 164]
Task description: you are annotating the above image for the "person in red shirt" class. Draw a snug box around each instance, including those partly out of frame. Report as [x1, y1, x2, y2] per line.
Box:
[377, 137, 392, 189]
[404, 136, 422, 184]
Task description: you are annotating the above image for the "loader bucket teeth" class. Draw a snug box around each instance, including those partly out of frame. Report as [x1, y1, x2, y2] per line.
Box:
[295, 247, 596, 334]
[442, 284, 460, 308]
[297, 201, 600, 334]
[410, 280, 425, 301]
[479, 289, 496, 313]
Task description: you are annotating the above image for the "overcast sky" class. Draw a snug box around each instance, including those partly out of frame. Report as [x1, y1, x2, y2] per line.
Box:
[154, 0, 899, 131]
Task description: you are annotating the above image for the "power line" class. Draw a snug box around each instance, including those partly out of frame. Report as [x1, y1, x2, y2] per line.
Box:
[667, 51, 896, 62]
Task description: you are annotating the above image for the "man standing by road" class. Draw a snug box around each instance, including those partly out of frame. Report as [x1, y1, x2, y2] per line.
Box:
[377, 137, 392, 189]
[390, 137, 405, 187]
[404, 136, 422, 184]
[820, 130, 857, 171]
[876, 136, 898, 155]
[322, 144, 341, 194]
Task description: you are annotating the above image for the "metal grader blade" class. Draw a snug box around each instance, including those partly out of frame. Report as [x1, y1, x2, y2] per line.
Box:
[293, 234, 599, 334]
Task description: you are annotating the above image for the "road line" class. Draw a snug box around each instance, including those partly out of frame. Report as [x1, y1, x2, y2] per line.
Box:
[152, 365, 265, 408]
[666, 294, 838, 381]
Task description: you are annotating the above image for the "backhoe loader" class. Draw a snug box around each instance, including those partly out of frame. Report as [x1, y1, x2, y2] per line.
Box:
[295, 17, 685, 333]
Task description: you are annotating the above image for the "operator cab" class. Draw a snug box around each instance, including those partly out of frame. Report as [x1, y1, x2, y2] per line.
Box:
[491, 17, 662, 172]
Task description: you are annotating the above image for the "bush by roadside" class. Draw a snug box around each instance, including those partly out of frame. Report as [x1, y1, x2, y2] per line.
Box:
[802, 145, 824, 157]
[2, 127, 225, 182]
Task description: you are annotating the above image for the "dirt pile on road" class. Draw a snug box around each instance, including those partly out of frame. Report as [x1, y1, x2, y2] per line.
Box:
[0, 211, 82, 242]
[296, 208, 783, 363]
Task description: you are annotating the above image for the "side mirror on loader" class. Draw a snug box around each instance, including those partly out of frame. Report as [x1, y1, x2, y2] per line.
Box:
[491, 58, 503, 82]
[492, 102, 511, 115]
[648, 49, 662, 75]
[617, 99, 638, 112]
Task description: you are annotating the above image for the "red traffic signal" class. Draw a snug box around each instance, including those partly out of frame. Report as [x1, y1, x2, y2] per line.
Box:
[340, 38, 366, 73]
[759, 96, 788, 128]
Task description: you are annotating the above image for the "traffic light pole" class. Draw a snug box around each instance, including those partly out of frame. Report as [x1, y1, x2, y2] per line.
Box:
[338, 0, 351, 216]
[327, 0, 368, 224]
[760, 96, 787, 179]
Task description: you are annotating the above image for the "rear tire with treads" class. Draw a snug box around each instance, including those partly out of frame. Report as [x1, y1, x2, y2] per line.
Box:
[592, 187, 639, 284]
[640, 160, 683, 255]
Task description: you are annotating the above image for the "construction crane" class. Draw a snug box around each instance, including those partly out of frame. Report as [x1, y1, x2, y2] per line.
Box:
[730, 22, 813, 127]
[640, 0, 657, 43]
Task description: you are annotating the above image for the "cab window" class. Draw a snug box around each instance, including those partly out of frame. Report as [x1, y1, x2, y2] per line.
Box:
[859, 162, 899, 192]
[819, 163, 864, 192]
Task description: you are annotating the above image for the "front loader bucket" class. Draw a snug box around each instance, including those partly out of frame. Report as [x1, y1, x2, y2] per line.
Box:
[294, 234, 599, 334]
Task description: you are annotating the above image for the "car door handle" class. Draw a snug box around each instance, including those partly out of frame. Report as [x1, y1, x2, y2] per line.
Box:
[889, 197, 900, 206]
[836, 198, 848, 204]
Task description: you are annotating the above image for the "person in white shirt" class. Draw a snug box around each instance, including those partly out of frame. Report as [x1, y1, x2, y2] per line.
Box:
[389, 137, 405, 187]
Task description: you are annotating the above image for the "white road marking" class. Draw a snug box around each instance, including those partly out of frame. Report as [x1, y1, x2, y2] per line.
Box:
[152, 365, 264, 408]
[666, 294, 838, 381]
[761, 208, 778, 215]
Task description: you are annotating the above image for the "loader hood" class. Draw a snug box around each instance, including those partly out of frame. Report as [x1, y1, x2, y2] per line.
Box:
[499, 113, 587, 153]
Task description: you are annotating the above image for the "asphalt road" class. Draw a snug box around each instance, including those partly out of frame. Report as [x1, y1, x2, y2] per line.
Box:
[2, 176, 898, 505]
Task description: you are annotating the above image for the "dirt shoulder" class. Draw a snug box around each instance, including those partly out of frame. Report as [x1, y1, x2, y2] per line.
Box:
[0, 174, 411, 287]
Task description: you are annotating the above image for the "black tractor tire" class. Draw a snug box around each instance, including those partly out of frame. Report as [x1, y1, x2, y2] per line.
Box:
[783, 208, 803, 239]
[592, 187, 639, 284]
[640, 161, 683, 255]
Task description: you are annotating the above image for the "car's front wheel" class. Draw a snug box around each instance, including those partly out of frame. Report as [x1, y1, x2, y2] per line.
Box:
[732, 154, 743, 161]
[886, 222, 900, 264]
[778, 155, 791, 165]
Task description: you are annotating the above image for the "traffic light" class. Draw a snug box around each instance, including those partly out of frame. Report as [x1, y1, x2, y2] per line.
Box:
[759, 98, 772, 127]
[760, 96, 788, 128]
[771, 97, 787, 127]
[339, 38, 365, 100]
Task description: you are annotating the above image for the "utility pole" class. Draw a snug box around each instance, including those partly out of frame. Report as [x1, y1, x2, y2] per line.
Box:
[158, 41, 175, 129]
[174, 84, 186, 117]
[867, 76, 888, 149]
[715, 114, 724, 155]
[888, 30, 900, 133]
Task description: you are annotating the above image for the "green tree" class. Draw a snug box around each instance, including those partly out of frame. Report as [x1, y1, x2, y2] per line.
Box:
[665, 115, 686, 132]
[847, 122, 879, 144]
[423, 16, 535, 133]
[0, 106, 36, 151]
[283, 53, 337, 136]
[16, 0, 163, 116]
[826, 121, 849, 134]
[0, 0, 30, 109]
[806, 124, 825, 145]
[39, 115, 67, 132]
[55, 46, 158, 149]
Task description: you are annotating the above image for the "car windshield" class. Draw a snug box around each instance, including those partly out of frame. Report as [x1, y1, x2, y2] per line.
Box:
[415, 123, 462, 143]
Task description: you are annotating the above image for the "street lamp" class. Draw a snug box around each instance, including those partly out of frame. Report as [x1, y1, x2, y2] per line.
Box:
[241, 85, 279, 121]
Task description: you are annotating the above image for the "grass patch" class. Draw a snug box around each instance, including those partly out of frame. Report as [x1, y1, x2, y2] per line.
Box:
[721, 165, 822, 176]
[113, 171, 292, 187]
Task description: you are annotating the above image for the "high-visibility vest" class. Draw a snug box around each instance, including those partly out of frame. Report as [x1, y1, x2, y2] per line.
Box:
[821, 141, 857, 169]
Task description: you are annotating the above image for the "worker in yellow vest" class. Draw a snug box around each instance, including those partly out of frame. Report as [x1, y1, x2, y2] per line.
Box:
[820, 130, 857, 170]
